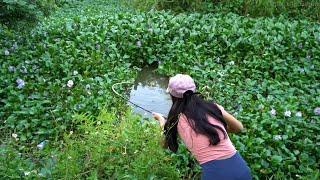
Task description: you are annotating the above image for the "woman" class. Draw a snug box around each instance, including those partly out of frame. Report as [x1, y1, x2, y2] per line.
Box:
[152, 74, 252, 180]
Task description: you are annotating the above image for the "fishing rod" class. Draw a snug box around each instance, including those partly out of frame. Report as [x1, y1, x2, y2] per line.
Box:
[112, 82, 167, 118]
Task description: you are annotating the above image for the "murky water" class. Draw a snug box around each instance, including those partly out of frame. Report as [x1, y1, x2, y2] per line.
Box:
[128, 66, 172, 118]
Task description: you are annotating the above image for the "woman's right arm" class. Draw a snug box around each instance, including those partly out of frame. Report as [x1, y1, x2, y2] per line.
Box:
[216, 104, 243, 133]
[152, 112, 167, 130]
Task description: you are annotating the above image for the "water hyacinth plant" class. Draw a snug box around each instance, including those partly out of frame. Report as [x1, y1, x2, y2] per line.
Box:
[0, 0, 319, 179]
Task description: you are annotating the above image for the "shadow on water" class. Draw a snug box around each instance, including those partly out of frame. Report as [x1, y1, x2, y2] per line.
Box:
[128, 66, 172, 118]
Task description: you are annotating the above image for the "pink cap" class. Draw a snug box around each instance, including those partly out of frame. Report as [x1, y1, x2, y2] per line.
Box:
[166, 74, 196, 98]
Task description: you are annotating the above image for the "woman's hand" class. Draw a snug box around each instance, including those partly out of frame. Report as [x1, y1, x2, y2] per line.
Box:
[152, 112, 166, 128]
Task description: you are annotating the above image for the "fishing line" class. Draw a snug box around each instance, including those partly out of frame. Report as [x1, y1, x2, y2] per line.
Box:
[112, 82, 167, 118]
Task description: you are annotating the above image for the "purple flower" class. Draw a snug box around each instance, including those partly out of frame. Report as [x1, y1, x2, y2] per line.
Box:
[270, 108, 276, 116]
[314, 107, 320, 115]
[16, 78, 25, 89]
[136, 40, 142, 48]
[4, 49, 10, 56]
[284, 110, 291, 117]
[8, 66, 15, 72]
[95, 44, 100, 49]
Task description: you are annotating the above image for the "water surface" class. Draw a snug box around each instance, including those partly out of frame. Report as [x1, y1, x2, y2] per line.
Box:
[128, 66, 172, 118]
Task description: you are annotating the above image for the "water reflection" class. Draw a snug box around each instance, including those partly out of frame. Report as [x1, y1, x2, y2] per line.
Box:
[128, 66, 172, 118]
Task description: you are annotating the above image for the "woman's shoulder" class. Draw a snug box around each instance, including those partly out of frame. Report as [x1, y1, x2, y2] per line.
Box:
[178, 113, 191, 128]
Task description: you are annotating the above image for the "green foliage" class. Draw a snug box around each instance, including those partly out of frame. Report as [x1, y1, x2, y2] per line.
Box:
[1, 0, 320, 179]
[0, 112, 200, 179]
[0, 0, 74, 25]
[125, 0, 320, 21]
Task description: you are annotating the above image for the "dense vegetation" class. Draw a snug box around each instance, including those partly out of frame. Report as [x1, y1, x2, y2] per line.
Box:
[0, 0, 73, 24]
[126, 0, 320, 21]
[1, 0, 319, 179]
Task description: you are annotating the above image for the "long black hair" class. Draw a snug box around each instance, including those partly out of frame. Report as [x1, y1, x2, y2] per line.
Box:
[164, 90, 227, 152]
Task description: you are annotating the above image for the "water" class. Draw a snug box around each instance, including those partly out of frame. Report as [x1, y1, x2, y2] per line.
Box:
[128, 66, 172, 118]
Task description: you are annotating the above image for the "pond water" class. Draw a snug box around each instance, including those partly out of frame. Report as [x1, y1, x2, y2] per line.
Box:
[128, 66, 172, 118]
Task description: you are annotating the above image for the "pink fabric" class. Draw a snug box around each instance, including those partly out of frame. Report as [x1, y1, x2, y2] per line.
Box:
[177, 114, 236, 164]
[167, 74, 196, 98]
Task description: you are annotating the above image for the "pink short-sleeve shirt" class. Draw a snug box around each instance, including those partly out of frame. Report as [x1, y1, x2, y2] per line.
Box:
[177, 114, 236, 164]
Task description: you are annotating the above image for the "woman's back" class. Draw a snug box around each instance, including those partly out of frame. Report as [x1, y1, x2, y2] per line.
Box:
[177, 114, 236, 164]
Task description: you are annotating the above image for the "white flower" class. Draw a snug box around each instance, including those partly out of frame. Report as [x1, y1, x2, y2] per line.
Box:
[136, 40, 141, 47]
[67, 80, 74, 88]
[295, 111, 302, 117]
[73, 70, 78, 75]
[4, 49, 10, 56]
[270, 108, 276, 116]
[12, 133, 18, 139]
[273, 135, 282, 141]
[228, 61, 235, 65]
[69, 131, 73, 135]
[216, 57, 220, 63]
[16, 78, 25, 89]
[284, 110, 291, 117]
[314, 107, 320, 115]
[85, 84, 90, 90]
[24, 171, 31, 176]
[37, 141, 46, 149]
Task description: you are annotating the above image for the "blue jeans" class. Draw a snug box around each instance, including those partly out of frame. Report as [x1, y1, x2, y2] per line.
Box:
[200, 152, 252, 180]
